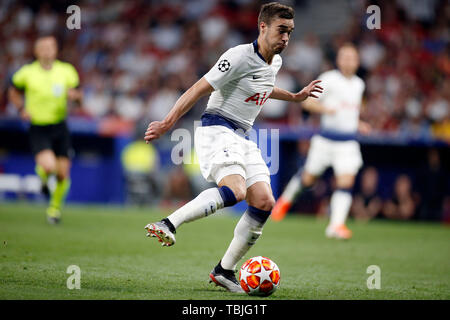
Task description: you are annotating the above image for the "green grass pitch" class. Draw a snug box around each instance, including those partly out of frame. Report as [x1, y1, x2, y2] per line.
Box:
[0, 202, 449, 300]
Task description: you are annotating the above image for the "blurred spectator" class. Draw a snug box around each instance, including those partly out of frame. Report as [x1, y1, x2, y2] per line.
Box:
[425, 89, 449, 124]
[397, 0, 439, 23]
[443, 197, 450, 224]
[160, 166, 192, 209]
[152, 21, 181, 52]
[358, 33, 385, 72]
[286, 142, 337, 220]
[285, 33, 323, 77]
[121, 139, 161, 206]
[35, 4, 58, 35]
[146, 75, 181, 122]
[83, 79, 113, 118]
[417, 148, 449, 221]
[121, 122, 162, 206]
[114, 89, 145, 122]
[183, 148, 215, 197]
[382, 174, 419, 220]
[351, 166, 382, 222]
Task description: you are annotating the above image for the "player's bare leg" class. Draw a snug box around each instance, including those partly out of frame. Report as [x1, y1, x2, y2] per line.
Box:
[35, 149, 57, 197]
[34, 149, 67, 224]
[272, 170, 316, 221]
[46, 157, 71, 224]
[326, 173, 355, 239]
[218, 174, 246, 202]
[220, 181, 274, 271]
[211, 181, 274, 293]
[145, 174, 244, 246]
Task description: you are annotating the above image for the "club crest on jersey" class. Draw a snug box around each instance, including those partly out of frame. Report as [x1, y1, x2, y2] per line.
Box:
[218, 59, 231, 72]
[245, 92, 269, 106]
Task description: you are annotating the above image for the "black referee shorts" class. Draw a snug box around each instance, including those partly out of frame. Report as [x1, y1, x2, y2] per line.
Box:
[29, 121, 73, 158]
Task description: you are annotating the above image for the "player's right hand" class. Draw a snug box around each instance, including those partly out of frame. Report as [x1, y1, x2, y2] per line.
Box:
[20, 109, 30, 121]
[144, 121, 169, 143]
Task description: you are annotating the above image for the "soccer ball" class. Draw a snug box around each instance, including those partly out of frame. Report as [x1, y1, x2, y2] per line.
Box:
[239, 256, 280, 296]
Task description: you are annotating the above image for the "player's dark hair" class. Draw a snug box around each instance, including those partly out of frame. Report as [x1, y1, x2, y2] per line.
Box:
[36, 33, 57, 42]
[258, 2, 294, 27]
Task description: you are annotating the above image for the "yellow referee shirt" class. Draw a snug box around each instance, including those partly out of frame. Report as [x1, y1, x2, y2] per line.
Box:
[12, 60, 80, 125]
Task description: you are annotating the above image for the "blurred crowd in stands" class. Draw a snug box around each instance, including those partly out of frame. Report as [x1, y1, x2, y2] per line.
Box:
[0, 0, 448, 141]
[352, 149, 450, 223]
[0, 0, 448, 220]
[290, 143, 450, 223]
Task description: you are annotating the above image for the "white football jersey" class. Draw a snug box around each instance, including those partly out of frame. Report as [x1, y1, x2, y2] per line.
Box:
[317, 69, 365, 133]
[203, 41, 282, 131]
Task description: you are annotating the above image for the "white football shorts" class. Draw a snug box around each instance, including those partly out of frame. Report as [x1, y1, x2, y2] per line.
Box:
[304, 134, 363, 177]
[194, 125, 270, 188]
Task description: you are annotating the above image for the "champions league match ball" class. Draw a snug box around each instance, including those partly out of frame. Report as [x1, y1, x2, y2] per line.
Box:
[239, 256, 281, 296]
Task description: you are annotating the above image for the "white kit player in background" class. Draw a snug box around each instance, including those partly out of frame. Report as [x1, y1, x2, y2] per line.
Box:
[271, 43, 371, 240]
[143, 2, 323, 293]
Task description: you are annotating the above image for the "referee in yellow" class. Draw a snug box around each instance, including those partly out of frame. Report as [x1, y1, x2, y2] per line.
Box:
[8, 35, 82, 224]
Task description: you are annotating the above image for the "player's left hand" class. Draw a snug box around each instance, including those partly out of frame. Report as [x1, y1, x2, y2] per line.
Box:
[20, 108, 30, 121]
[67, 88, 82, 101]
[358, 121, 372, 135]
[296, 80, 323, 101]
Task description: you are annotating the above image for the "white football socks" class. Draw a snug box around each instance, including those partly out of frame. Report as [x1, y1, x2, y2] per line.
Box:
[221, 210, 265, 271]
[329, 189, 353, 226]
[167, 187, 225, 229]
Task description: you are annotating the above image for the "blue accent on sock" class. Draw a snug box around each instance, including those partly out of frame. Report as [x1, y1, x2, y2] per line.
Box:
[218, 186, 238, 207]
[247, 206, 271, 224]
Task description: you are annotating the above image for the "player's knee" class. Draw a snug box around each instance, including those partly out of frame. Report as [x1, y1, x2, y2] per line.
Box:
[37, 155, 56, 173]
[336, 175, 355, 189]
[220, 183, 246, 203]
[56, 171, 69, 181]
[218, 175, 246, 202]
[55, 159, 71, 181]
[252, 194, 275, 212]
[40, 162, 56, 175]
[301, 172, 316, 188]
[231, 185, 247, 203]
[249, 193, 276, 212]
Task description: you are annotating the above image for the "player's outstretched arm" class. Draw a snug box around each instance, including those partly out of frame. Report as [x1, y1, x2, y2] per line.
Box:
[144, 77, 214, 143]
[269, 79, 323, 102]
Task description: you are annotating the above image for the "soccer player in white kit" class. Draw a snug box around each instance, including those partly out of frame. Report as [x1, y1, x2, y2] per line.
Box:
[271, 43, 371, 240]
[143, 2, 323, 293]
